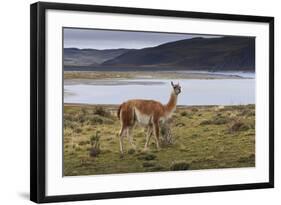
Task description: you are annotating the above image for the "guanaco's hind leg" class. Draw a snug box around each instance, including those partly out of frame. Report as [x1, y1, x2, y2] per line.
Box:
[153, 121, 161, 150]
[118, 126, 126, 154]
[144, 125, 153, 150]
[127, 127, 136, 150]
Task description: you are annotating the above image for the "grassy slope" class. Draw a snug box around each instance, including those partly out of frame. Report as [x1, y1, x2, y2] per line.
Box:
[64, 104, 255, 176]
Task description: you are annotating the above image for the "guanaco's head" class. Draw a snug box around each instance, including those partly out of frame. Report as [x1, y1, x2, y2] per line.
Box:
[171, 81, 181, 95]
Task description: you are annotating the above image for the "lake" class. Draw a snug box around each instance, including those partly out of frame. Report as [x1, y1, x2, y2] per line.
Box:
[64, 78, 255, 106]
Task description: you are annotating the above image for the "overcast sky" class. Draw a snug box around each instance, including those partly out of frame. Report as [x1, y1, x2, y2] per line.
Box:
[63, 28, 221, 49]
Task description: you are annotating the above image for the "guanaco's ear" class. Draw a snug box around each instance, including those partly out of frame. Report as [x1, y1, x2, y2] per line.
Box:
[171, 81, 174, 87]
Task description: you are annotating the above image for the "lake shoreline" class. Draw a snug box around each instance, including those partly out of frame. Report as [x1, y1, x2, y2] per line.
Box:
[64, 103, 255, 108]
[64, 70, 255, 80]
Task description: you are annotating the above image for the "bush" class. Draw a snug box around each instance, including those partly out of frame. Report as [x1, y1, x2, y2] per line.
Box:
[64, 113, 75, 121]
[87, 115, 114, 125]
[74, 127, 82, 133]
[191, 108, 199, 112]
[93, 106, 110, 117]
[75, 112, 87, 123]
[64, 112, 86, 124]
[180, 111, 188, 116]
[89, 147, 100, 157]
[64, 120, 79, 129]
[238, 109, 255, 117]
[81, 108, 88, 115]
[142, 161, 156, 168]
[212, 116, 228, 125]
[127, 148, 136, 155]
[200, 116, 228, 125]
[137, 153, 157, 161]
[200, 120, 211, 125]
[160, 123, 174, 145]
[89, 131, 101, 157]
[229, 121, 250, 132]
[78, 141, 89, 146]
[180, 111, 193, 118]
[170, 160, 190, 171]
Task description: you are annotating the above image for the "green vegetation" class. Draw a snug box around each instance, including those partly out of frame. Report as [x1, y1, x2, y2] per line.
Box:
[89, 131, 101, 157]
[64, 104, 255, 176]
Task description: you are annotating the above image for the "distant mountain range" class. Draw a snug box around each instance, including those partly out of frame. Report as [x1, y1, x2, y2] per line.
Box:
[64, 36, 255, 71]
[64, 48, 131, 66]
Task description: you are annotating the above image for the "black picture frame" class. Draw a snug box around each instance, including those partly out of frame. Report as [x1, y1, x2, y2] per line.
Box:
[30, 1, 274, 203]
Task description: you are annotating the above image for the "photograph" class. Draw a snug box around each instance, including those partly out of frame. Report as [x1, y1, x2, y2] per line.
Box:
[63, 28, 256, 176]
[30, 2, 274, 202]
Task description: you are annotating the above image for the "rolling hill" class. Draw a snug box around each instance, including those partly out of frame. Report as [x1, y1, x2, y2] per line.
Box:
[64, 48, 131, 67]
[64, 36, 255, 71]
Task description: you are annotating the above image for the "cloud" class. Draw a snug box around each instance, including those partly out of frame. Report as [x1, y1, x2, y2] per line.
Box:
[64, 28, 221, 50]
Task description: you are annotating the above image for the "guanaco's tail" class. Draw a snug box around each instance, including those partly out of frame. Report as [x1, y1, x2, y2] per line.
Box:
[117, 102, 135, 126]
[117, 103, 123, 119]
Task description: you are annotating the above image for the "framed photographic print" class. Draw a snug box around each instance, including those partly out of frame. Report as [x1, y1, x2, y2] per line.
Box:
[30, 1, 274, 203]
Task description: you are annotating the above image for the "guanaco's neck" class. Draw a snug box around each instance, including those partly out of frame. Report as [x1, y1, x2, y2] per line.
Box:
[165, 91, 178, 114]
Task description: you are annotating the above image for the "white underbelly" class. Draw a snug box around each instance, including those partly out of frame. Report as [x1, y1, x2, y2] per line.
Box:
[134, 109, 152, 125]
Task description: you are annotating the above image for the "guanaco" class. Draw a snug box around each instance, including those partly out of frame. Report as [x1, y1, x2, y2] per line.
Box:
[117, 81, 181, 154]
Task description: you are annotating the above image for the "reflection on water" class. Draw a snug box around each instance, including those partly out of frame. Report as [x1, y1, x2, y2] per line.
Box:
[64, 78, 255, 106]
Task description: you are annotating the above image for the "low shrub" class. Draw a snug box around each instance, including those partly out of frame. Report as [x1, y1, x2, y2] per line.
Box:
[127, 148, 136, 155]
[142, 161, 156, 168]
[170, 160, 190, 171]
[74, 127, 82, 133]
[137, 153, 157, 161]
[212, 116, 228, 125]
[89, 147, 100, 157]
[180, 111, 188, 116]
[200, 115, 228, 125]
[87, 115, 114, 125]
[93, 106, 110, 117]
[191, 108, 199, 112]
[64, 120, 79, 129]
[160, 123, 174, 145]
[229, 121, 250, 133]
[78, 141, 89, 146]
[89, 131, 101, 157]
[238, 109, 255, 117]
[89, 115, 103, 124]
[200, 120, 211, 125]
